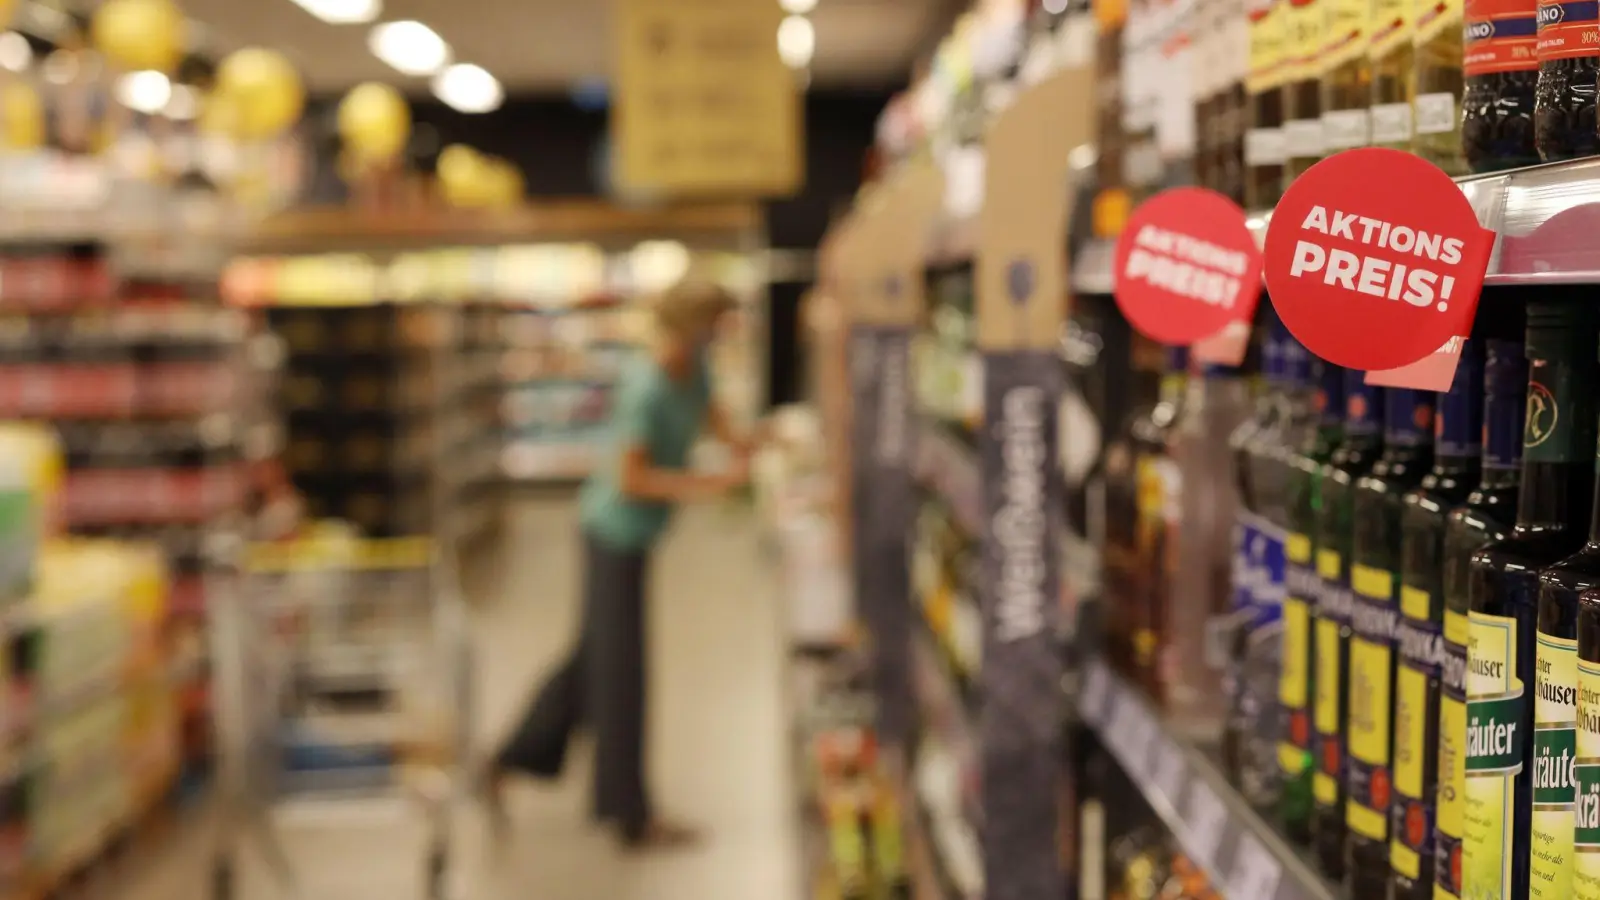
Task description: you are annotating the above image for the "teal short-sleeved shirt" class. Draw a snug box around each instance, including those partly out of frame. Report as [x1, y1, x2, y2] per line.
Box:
[579, 353, 712, 551]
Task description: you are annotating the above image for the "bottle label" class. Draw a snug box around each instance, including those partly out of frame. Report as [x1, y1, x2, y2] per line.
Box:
[1372, 101, 1415, 143]
[1532, 632, 1578, 899]
[1287, 0, 1326, 80]
[1525, 361, 1586, 462]
[1249, 0, 1290, 91]
[1465, 0, 1542, 75]
[1286, 117, 1328, 157]
[1418, 0, 1467, 43]
[1323, 107, 1374, 150]
[1575, 658, 1600, 900]
[1246, 127, 1289, 164]
[1466, 611, 1524, 899]
[1393, 586, 1447, 880]
[1387, 389, 1438, 446]
[1415, 93, 1460, 136]
[1349, 564, 1398, 841]
[1315, 548, 1352, 806]
[1435, 608, 1469, 900]
[1326, 0, 1373, 69]
[1234, 517, 1260, 618]
[1372, 0, 1417, 57]
[1281, 532, 1317, 778]
[1535, 0, 1600, 61]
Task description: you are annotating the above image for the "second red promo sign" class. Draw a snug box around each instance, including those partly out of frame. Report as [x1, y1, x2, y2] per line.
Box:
[1263, 147, 1496, 374]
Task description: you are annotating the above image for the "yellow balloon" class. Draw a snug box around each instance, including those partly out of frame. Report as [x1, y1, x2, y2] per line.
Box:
[438, 144, 488, 206]
[216, 48, 304, 140]
[0, 1, 16, 26]
[198, 91, 239, 135]
[92, 0, 186, 73]
[0, 81, 43, 151]
[338, 82, 410, 163]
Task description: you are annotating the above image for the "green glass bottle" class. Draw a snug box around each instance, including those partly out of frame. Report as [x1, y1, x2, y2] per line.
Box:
[1279, 358, 1345, 843]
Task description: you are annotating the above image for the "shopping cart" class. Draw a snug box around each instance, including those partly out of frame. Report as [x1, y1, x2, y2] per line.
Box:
[205, 524, 477, 900]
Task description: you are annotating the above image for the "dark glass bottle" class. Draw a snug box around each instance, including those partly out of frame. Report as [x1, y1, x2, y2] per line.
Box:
[1282, 0, 1326, 180]
[1573, 585, 1600, 898]
[1437, 337, 1526, 900]
[1246, 0, 1289, 208]
[1130, 347, 1188, 700]
[1461, 0, 1540, 171]
[1390, 342, 1486, 900]
[1311, 372, 1385, 878]
[1348, 389, 1435, 896]
[1279, 358, 1345, 844]
[1104, 337, 1165, 682]
[1531, 0, 1600, 162]
[1466, 300, 1600, 900]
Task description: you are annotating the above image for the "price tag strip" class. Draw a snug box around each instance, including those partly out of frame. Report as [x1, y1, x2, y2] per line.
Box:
[1074, 660, 1339, 900]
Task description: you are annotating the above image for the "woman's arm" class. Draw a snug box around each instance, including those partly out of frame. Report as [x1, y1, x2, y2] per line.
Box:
[618, 444, 737, 503]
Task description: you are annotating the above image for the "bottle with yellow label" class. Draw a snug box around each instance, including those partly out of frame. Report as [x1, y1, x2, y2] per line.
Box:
[1320, 0, 1376, 153]
[1281, 0, 1327, 179]
[1310, 372, 1385, 879]
[1246, 0, 1289, 207]
[1437, 335, 1525, 900]
[1347, 388, 1435, 896]
[1392, 344, 1484, 900]
[1131, 347, 1188, 701]
[1467, 297, 1600, 900]
[1412, 0, 1466, 171]
[1574, 588, 1600, 900]
[1369, 0, 1417, 148]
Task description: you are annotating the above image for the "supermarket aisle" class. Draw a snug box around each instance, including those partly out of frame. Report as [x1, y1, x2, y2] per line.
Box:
[116, 497, 801, 900]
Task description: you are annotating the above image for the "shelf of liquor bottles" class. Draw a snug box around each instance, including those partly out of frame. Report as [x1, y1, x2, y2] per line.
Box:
[1076, 657, 1340, 900]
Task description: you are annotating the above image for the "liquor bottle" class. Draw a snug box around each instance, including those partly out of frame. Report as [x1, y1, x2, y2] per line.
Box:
[1574, 586, 1600, 900]
[1282, 0, 1327, 180]
[1348, 388, 1435, 896]
[1311, 372, 1385, 879]
[1466, 299, 1600, 900]
[1167, 360, 1251, 727]
[1218, 0, 1252, 204]
[1369, 0, 1416, 151]
[1532, 0, 1600, 162]
[1528, 360, 1600, 899]
[1104, 338, 1165, 680]
[1280, 358, 1346, 843]
[1131, 347, 1188, 699]
[1413, 0, 1467, 173]
[1437, 336, 1526, 900]
[1320, 0, 1375, 154]
[1390, 341, 1485, 900]
[1246, 0, 1289, 208]
[1461, 0, 1540, 171]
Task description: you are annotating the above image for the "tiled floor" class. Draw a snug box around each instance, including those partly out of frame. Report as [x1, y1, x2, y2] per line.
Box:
[114, 498, 802, 900]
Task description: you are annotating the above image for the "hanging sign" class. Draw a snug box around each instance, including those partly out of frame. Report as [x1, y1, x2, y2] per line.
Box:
[1113, 186, 1262, 361]
[1263, 148, 1495, 376]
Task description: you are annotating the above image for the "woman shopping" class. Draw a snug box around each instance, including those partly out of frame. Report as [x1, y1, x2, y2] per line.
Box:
[484, 279, 757, 850]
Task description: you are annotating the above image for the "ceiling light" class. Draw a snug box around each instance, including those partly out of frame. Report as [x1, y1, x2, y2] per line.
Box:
[369, 20, 450, 76]
[777, 15, 814, 69]
[116, 70, 172, 116]
[1043, 0, 1068, 11]
[433, 63, 502, 113]
[0, 32, 30, 72]
[166, 84, 200, 120]
[292, 0, 382, 23]
[780, 0, 817, 12]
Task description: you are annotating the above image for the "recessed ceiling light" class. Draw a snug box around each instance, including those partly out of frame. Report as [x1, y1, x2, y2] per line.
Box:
[293, 0, 382, 24]
[369, 20, 450, 76]
[0, 32, 30, 73]
[116, 70, 172, 115]
[433, 63, 502, 114]
[777, 15, 814, 69]
[779, 0, 817, 12]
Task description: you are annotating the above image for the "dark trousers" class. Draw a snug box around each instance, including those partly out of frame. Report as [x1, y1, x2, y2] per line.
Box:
[497, 532, 652, 836]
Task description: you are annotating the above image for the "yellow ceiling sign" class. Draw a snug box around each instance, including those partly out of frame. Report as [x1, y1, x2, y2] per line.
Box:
[612, 0, 803, 199]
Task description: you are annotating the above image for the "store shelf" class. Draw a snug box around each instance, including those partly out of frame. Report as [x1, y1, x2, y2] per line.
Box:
[1074, 657, 1339, 900]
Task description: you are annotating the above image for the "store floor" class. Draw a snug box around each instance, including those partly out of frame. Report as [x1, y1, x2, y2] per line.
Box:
[116, 497, 803, 900]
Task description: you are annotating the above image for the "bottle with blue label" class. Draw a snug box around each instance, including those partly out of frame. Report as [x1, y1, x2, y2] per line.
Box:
[1467, 297, 1599, 900]
[1390, 342, 1484, 900]
[1311, 371, 1385, 879]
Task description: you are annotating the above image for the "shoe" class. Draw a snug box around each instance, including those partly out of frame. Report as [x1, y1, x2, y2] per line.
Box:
[618, 818, 702, 852]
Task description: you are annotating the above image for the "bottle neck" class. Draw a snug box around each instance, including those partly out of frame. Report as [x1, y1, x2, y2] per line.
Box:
[1514, 328, 1599, 533]
[1342, 374, 1384, 446]
[1436, 340, 1485, 477]
[1383, 388, 1434, 462]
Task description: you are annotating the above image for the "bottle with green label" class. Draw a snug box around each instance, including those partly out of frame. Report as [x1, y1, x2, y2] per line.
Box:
[1438, 335, 1525, 900]
[1391, 342, 1485, 900]
[1279, 359, 1346, 844]
[1529, 337, 1600, 900]
[1573, 585, 1600, 900]
[1467, 297, 1600, 900]
[1349, 387, 1435, 896]
[1312, 371, 1385, 879]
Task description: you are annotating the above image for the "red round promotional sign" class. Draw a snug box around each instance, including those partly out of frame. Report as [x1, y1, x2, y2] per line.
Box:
[1113, 187, 1262, 347]
[1263, 147, 1496, 372]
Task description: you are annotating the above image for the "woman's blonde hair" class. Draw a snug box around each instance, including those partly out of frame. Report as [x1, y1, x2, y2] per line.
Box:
[652, 279, 737, 339]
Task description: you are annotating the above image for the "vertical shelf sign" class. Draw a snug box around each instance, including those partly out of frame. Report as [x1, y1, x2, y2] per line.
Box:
[611, 0, 802, 198]
[974, 66, 1092, 900]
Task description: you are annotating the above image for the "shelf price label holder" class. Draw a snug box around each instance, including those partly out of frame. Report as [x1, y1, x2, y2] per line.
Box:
[843, 163, 943, 746]
[974, 65, 1092, 900]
